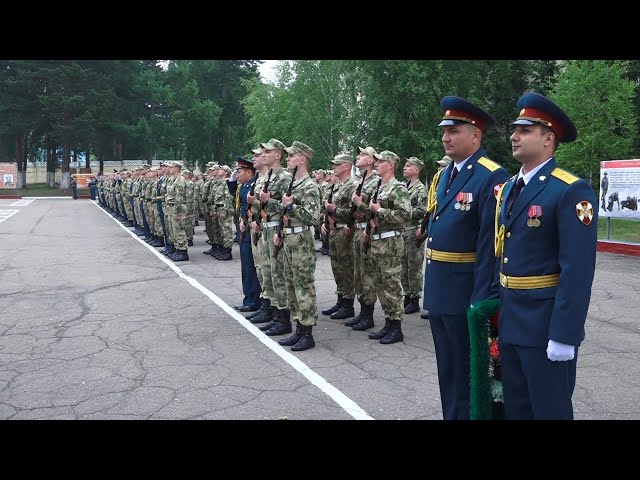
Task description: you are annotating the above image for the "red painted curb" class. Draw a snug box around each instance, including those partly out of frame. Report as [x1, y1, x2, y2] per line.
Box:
[0, 195, 22, 199]
[597, 240, 640, 256]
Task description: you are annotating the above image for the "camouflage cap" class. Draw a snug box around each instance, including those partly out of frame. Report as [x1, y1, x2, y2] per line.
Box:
[284, 141, 314, 160]
[251, 146, 264, 155]
[358, 146, 378, 158]
[330, 153, 354, 165]
[374, 150, 400, 165]
[221, 165, 232, 173]
[182, 169, 192, 175]
[437, 155, 452, 167]
[207, 163, 220, 171]
[405, 156, 425, 169]
[260, 138, 286, 152]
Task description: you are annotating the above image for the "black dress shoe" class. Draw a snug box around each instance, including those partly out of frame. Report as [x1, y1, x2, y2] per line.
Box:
[421, 312, 429, 319]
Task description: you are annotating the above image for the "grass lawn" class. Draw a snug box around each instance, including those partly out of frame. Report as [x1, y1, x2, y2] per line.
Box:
[5, 183, 91, 197]
[598, 217, 640, 243]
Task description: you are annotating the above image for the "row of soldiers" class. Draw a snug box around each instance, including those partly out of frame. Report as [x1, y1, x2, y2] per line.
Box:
[95, 162, 239, 262]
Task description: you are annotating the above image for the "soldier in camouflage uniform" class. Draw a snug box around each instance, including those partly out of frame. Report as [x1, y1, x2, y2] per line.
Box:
[165, 161, 190, 261]
[321, 154, 357, 321]
[363, 150, 411, 344]
[201, 163, 217, 255]
[273, 141, 322, 350]
[183, 169, 196, 247]
[343, 146, 380, 331]
[245, 146, 275, 324]
[247, 139, 292, 335]
[401, 157, 428, 314]
[214, 165, 234, 260]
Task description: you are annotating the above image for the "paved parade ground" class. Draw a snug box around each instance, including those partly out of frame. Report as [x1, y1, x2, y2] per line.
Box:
[0, 197, 638, 420]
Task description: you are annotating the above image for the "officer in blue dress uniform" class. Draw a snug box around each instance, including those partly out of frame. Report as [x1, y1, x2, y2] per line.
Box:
[228, 156, 261, 312]
[495, 92, 597, 419]
[424, 96, 510, 420]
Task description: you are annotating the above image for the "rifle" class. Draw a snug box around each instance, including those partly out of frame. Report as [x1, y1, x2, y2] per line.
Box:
[273, 166, 298, 258]
[415, 212, 431, 247]
[240, 172, 259, 244]
[345, 171, 368, 236]
[253, 168, 273, 246]
[321, 183, 336, 241]
[363, 178, 382, 254]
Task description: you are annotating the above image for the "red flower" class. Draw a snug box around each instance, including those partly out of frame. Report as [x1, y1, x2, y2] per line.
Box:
[489, 339, 499, 360]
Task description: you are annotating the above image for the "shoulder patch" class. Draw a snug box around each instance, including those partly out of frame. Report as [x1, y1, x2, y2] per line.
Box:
[477, 156, 501, 172]
[551, 168, 579, 185]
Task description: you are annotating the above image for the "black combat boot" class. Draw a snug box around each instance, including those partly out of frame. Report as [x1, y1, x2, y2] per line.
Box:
[421, 311, 429, 320]
[260, 308, 281, 331]
[212, 244, 223, 259]
[331, 297, 355, 320]
[404, 296, 411, 308]
[247, 298, 270, 321]
[217, 247, 232, 261]
[155, 236, 165, 248]
[404, 297, 420, 315]
[346, 303, 373, 327]
[266, 309, 292, 336]
[368, 319, 392, 340]
[250, 301, 274, 324]
[187, 239, 194, 247]
[203, 246, 215, 255]
[172, 249, 190, 262]
[380, 320, 404, 344]
[321, 294, 343, 316]
[278, 321, 303, 346]
[161, 244, 175, 255]
[291, 325, 315, 351]
[352, 304, 375, 331]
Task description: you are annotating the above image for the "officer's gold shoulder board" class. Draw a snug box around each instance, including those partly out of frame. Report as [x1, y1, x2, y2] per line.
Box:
[551, 168, 579, 184]
[477, 157, 501, 172]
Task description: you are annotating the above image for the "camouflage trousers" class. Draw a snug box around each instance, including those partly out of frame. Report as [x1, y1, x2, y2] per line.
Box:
[167, 204, 188, 250]
[250, 223, 266, 299]
[283, 229, 318, 327]
[145, 201, 157, 235]
[186, 208, 195, 240]
[401, 229, 425, 299]
[353, 228, 377, 306]
[153, 202, 163, 237]
[219, 211, 234, 248]
[203, 205, 214, 243]
[123, 195, 134, 221]
[370, 234, 405, 321]
[329, 227, 355, 299]
[134, 197, 143, 226]
[211, 213, 221, 246]
[259, 224, 287, 309]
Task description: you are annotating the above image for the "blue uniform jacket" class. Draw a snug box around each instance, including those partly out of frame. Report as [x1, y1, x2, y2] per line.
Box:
[424, 148, 510, 315]
[497, 158, 597, 348]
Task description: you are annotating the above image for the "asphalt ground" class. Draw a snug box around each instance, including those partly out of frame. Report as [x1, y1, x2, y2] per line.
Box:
[0, 197, 638, 420]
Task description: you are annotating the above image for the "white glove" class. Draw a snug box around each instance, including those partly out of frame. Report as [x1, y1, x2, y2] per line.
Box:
[229, 169, 239, 182]
[546, 340, 575, 361]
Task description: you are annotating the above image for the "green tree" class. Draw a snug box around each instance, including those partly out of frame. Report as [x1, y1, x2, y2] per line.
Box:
[551, 60, 636, 189]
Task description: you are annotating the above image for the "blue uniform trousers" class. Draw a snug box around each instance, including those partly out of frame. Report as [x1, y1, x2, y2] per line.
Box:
[240, 234, 260, 309]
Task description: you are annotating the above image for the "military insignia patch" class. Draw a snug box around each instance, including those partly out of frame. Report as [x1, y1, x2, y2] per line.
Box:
[494, 183, 504, 199]
[576, 201, 594, 225]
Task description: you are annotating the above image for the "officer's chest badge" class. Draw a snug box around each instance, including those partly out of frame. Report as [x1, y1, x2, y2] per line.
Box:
[539, 175, 546, 181]
[494, 183, 504, 199]
[576, 201, 594, 225]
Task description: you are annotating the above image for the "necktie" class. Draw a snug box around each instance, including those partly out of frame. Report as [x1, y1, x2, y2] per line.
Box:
[506, 177, 525, 217]
[446, 166, 458, 192]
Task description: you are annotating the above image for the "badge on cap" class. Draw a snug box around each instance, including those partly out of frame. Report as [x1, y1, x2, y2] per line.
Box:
[576, 201, 594, 225]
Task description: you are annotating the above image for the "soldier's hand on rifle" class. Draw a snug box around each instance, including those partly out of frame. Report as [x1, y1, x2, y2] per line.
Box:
[369, 199, 381, 212]
[282, 194, 293, 208]
[362, 231, 370, 243]
[209, 210, 215, 217]
[352, 192, 363, 206]
[247, 192, 257, 204]
[273, 232, 282, 247]
[251, 220, 260, 232]
[416, 228, 426, 240]
[343, 225, 353, 236]
[218, 211, 226, 219]
[321, 224, 329, 237]
[325, 200, 336, 211]
[239, 220, 246, 232]
[259, 190, 271, 203]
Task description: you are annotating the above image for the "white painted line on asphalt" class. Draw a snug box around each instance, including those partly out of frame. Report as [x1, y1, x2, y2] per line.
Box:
[22, 196, 73, 200]
[92, 200, 373, 420]
[0, 209, 19, 224]
[10, 199, 35, 206]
